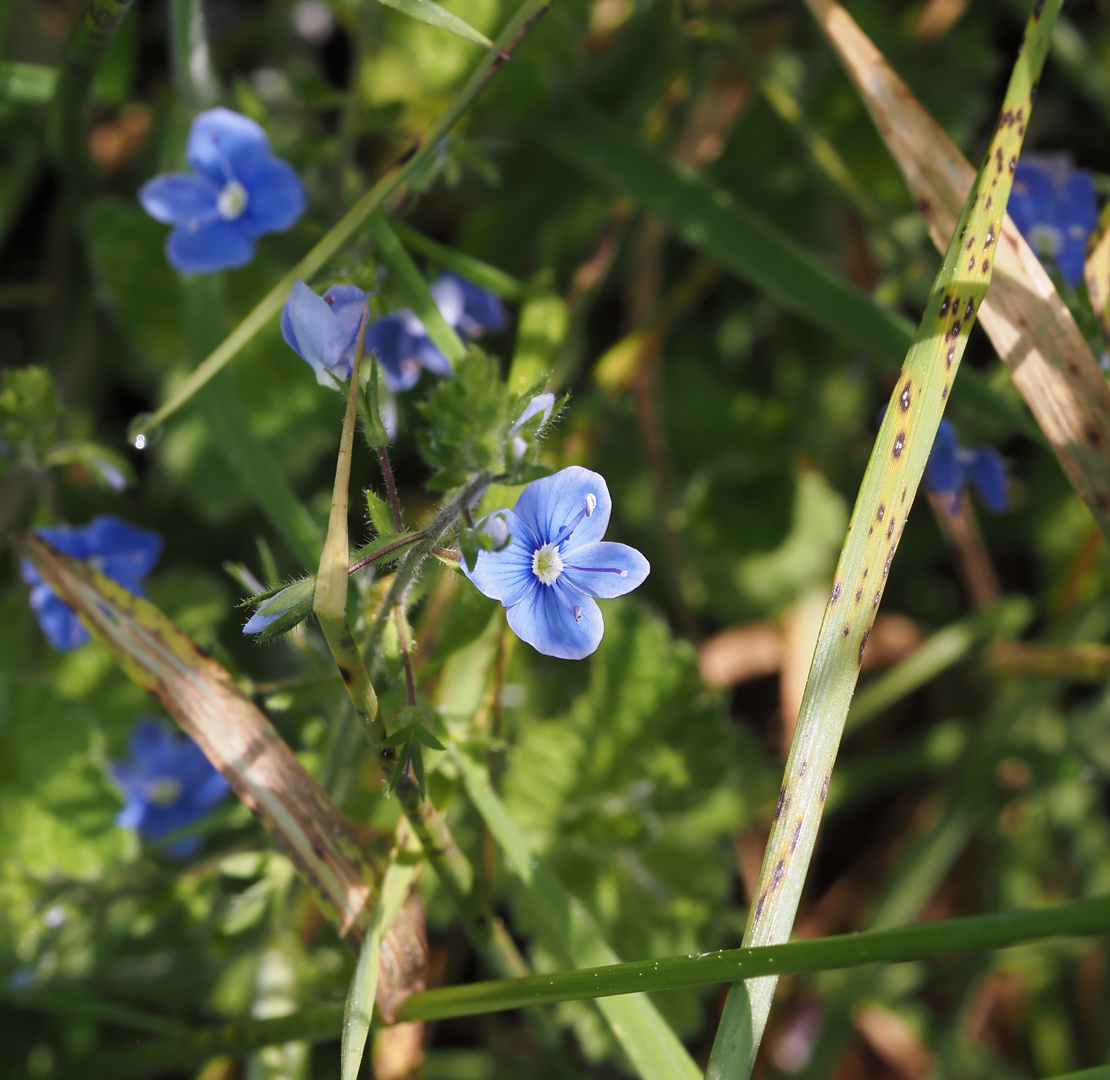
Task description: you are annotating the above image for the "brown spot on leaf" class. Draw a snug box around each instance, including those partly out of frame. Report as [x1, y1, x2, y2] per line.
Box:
[772, 859, 786, 890]
[900, 382, 911, 411]
[858, 629, 870, 666]
[831, 580, 842, 603]
[790, 818, 802, 853]
[884, 543, 896, 576]
[775, 785, 788, 820]
[877, 504, 885, 521]
[754, 890, 767, 925]
[893, 431, 905, 459]
[821, 771, 831, 801]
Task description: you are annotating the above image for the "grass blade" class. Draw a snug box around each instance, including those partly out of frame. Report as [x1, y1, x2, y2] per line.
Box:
[452, 746, 702, 1080]
[47, 0, 134, 170]
[542, 99, 1035, 436]
[845, 596, 1031, 731]
[705, 2, 1063, 1074]
[369, 213, 467, 365]
[371, 0, 497, 50]
[542, 98, 912, 363]
[16, 534, 381, 951]
[342, 825, 424, 1080]
[132, 0, 550, 438]
[807, 0, 1110, 541]
[389, 219, 525, 299]
[395, 894, 1110, 1020]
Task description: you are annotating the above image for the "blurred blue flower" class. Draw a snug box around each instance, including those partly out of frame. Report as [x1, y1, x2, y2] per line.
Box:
[463, 466, 649, 659]
[110, 719, 229, 858]
[282, 271, 506, 394]
[1008, 156, 1097, 287]
[925, 419, 1008, 515]
[140, 108, 305, 273]
[21, 515, 163, 650]
[508, 391, 555, 459]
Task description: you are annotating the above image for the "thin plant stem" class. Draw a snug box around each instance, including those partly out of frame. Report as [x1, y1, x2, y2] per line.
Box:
[706, 3, 1063, 1074]
[377, 448, 405, 531]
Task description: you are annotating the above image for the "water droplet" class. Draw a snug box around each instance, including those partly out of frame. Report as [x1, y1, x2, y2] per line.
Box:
[128, 413, 161, 449]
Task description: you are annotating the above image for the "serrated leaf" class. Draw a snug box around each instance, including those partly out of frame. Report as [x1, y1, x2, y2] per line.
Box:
[366, 489, 397, 538]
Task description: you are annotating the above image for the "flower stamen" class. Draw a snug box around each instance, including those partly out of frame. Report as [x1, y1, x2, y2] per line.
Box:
[218, 180, 249, 220]
[552, 494, 598, 547]
[532, 542, 564, 585]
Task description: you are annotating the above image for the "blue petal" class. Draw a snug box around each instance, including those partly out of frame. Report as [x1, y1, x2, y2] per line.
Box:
[507, 585, 604, 660]
[282, 279, 358, 384]
[139, 173, 219, 226]
[414, 336, 453, 376]
[127, 718, 181, 776]
[924, 419, 962, 495]
[114, 794, 146, 830]
[86, 517, 163, 586]
[1009, 160, 1058, 239]
[560, 541, 650, 599]
[462, 510, 541, 607]
[186, 108, 272, 186]
[167, 220, 254, 273]
[19, 557, 42, 588]
[164, 834, 203, 859]
[512, 466, 612, 549]
[29, 585, 88, 650]
[965, 447, 1008, 513]
[33, 525, 92, 559]
[454, 273, 506, 335]
[365, 317, 422, 391]
[239, 156, 306, 237]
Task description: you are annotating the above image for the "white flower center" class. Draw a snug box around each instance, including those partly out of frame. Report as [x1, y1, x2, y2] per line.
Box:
[532, 542, 564, 585]
[145, 776, 184, 807]
[1028, 223, 1063, 259]
[217, 180, 249, 220]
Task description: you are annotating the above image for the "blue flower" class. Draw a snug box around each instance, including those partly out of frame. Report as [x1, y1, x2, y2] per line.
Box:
[282, 271, 506, 394]
[1008, 156, 1097, 287]
[463, 466, 650, 659]
[508, 392, 555, 460]
[110, 718, 230, 858]
[925, 419, 1008, 515]
[139, 108, 305, 274]
[21, 515, 163, 650]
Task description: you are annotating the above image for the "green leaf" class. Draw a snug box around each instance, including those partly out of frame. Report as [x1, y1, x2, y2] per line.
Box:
[542, 99, 1038, 439]
[368, 0, 497, 51]
[341, 828, 423, 1080]
[366, 489, 397, 538]
[396, 893, 1110, 1020]
[369, 213, 467, 366]
[542, 99, 911, 362]
[508, 286, 567, 393]
[390, 219, 524, 299]
[0, 62, 56, 103]
[453, 744, 704, 1080]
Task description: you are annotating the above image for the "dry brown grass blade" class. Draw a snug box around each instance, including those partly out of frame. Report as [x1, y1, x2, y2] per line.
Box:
[17, 534, 425, 1011]
[806, 0, 1110, 539]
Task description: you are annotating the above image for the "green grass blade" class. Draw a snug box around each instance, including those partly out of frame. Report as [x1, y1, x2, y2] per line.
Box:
[78, 893, 1108, 1072]
[846, 597, 1031, 731]
[507, 284, 568, 392]
[811, 0, 1110, 540]
[541, 99, 1036, 437]
[47, 0, 134, 170]
[132, 0, 550, 438]
[0, 62, 56, 103]
[389, 219, 525, 299]
[371, 0, 497, 50]
[393, 894, 1110, 1021]
[706, 2, 1063, 1074]
[542, 98, 912, 362]
[369, 214, 467, 365]
[451, 746, 702, 1080]
[342, 827, 423, 1080]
